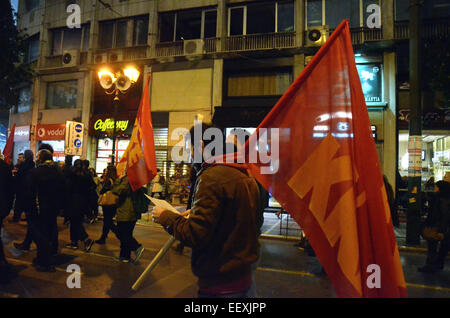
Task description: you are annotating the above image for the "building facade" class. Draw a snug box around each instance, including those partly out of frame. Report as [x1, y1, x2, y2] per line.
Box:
[9, 0, 450, 192]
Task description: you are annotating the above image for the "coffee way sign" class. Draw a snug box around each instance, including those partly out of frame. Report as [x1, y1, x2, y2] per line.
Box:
[94, 118, 129, 132]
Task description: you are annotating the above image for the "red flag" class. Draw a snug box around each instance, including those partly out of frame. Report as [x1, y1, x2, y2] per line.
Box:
[2, 123, 16, 165]
[244, 20, 407, 297]
[117, 75, 157, 191]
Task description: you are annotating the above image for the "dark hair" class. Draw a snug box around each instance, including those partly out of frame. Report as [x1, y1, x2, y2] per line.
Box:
[38, 143, 54, 154]
[24, 150, 34, 162]
[105, 165, 118, 181]
[37, 149, 53, 163]
[435, 181, 450, 197]
[188, 122, 224, 160]
[18, 153, 24, 157]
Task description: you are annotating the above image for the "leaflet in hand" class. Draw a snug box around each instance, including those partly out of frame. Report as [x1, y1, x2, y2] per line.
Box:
[145, 194, 180, 215]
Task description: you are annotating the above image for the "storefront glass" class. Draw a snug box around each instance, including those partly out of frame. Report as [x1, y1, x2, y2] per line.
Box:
[398, 132, 450, 185]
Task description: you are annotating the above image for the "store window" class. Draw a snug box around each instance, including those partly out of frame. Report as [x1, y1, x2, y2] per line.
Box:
[17, 86, 32, 113]
[356, 63, 383, 103]
[51, 25, 90, 55]
[46, 80, 78, 109]
[227, 70, 293, 97]
[159, 8, 217, 42]
[228, 1, 294, 35]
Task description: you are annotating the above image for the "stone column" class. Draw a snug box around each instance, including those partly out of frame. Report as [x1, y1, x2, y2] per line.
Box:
[295, 0, 305, 47]
[217, 0, 227, 52]
[382, 0, 394, 40]
[382, 51, 397, 192]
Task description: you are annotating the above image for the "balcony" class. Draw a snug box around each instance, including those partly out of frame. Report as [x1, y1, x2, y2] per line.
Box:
[394, 19, 450, 40]
[224, 32, 296, 52]
[43, 52, 89, 69]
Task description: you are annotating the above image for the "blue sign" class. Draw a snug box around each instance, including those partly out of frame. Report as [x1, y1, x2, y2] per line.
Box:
[74, 139, 82, 148]
[75, 124, 83, 133]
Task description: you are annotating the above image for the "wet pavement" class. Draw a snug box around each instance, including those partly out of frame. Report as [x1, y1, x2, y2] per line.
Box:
[0, 213, 449, 298]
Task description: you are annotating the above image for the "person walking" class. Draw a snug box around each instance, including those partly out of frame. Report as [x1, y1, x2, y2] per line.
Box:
[29, 149, 65, 272]
[152, 123, 264, 298]
[65, 159, 95, 251]
[151, 169, 164, 198]
[96, 165, 119, 244]
[111, 174, 144, 263]
[0, 155, 14, 283]
[10, 153, 25, 223]
[419, 180, 450, 273]
[13, 150, 36, 251]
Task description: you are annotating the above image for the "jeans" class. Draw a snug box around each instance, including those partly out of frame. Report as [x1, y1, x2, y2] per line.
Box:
[426, 236, 449, 268]
[0, 215, 5, 263]
[69, 212, 88, 243]
[101, 206, 117, 239]
[32, 215, 55, 267]
[117, 221, 140, 259]
[197, 273, 257, 298]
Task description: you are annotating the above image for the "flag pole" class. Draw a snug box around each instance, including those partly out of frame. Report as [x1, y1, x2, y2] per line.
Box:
[131, 236, 176, 291]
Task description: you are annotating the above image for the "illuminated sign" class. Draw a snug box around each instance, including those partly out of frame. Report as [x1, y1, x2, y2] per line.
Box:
[94, 119, 129, 132]
[356, 64, 382, 104]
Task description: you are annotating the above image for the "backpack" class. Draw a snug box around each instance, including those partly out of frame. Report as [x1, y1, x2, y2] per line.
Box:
[131, 186, 150, 218]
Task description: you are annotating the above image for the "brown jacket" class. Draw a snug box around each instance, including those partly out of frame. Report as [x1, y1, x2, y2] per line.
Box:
[158, 163, 263, 289]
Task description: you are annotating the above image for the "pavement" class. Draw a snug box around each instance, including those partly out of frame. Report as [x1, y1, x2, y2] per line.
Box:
[0, 212, 448, 298]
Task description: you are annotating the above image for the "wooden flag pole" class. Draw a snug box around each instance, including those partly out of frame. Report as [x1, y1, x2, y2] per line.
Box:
[131, 236, 176, 291]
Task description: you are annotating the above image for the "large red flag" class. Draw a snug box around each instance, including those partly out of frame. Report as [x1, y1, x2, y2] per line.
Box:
[244, 20, 407, 297]
[2, 122, 16, 165]
[117, 75, 157, 191]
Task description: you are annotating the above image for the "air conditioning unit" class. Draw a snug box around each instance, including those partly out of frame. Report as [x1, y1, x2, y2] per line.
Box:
[62, 50, 79, 67]
[108, 51, 123, 63]
[94, 53, 108, 64]
[184, 39, 205, 55]
[305, 26, 329, 47]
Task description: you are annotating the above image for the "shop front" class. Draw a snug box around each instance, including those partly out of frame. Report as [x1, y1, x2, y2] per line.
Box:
[13, 125, 31, 164]
[35, 123, 69, 162]
[90, 115, 134, 175]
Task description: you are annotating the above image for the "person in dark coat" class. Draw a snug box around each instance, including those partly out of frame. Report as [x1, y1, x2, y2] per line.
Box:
[0, 156, 14, 283]
[419, 180, 450, 273]
[13, 150, 36, 251]
[383, 175, 399, 228]
[65, 159, 95, 251]
[95, 165, 119, 244]
[111, 174, 144, 263]
[10, 153, 25, 222]
[29, 149, 65, 272]
[153, 123, 263, 298]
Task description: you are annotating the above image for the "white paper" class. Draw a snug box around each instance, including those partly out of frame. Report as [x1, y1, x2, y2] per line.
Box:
[145, 194, 180, 215]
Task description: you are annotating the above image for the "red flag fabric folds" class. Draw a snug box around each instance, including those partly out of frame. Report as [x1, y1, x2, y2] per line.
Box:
[2, 123, 16, 165]
[244, 20, 407, 298]
[117, 75, 157, 191]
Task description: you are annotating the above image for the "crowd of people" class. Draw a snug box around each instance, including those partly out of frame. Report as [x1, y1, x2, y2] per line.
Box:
[0, 143, 147, 283]
[1, 125, 448, 297]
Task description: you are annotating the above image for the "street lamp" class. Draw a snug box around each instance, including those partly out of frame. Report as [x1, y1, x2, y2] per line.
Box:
[97, 66, 140, 165]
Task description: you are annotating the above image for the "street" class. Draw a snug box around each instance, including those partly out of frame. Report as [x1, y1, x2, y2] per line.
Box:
[0, 214, 449, 298]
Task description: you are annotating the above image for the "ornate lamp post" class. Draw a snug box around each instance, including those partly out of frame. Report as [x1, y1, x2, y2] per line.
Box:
[97, 67, 140, 165]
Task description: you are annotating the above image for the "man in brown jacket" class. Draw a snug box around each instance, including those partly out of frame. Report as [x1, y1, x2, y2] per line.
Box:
[153, 123, 263, 298]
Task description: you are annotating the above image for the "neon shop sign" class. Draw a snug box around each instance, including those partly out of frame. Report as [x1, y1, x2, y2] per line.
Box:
[94, 118, 129, 132]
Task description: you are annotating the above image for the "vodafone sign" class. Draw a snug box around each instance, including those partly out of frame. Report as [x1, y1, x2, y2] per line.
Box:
[35, 124, 66, 141]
